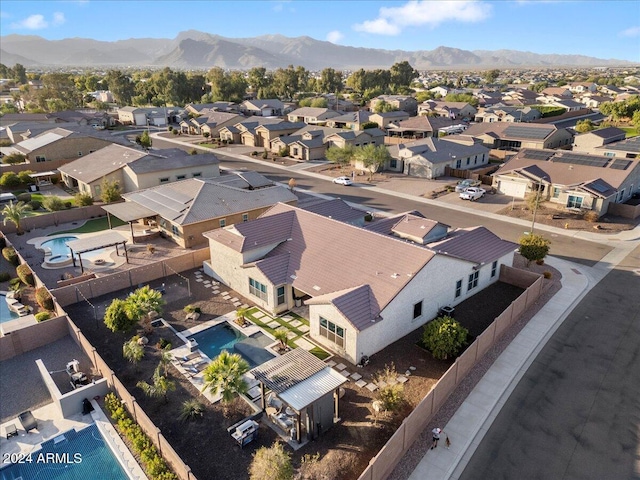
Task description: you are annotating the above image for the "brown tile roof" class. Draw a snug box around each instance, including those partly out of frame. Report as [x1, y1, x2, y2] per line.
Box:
[428, 226, 517, 265]
[306, 285, 379, 331]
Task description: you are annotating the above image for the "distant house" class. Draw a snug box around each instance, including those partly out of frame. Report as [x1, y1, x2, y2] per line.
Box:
[540, 87, 573, 98]
[550, 99, 584, 112]
[592, 135, 640, 159]
[239, 99, 285, 117]
[387, 136, 489, 178]
[253, 122, 307, 149]
[599, 85, 625, 96]
[386, 115, 455, 140]
[474, 106, 541, 123]
[117, 106, 167, 126]
[429, 86, 449, 97]
[568, 82, 598, 94]
[185, 102, 238, 115]
[118, 172, 298, 248]
[577, 95, 613, 109]
[369, 111, 410, 129]
[324, 128, 386, 149]
[58, 145, 220, 199]
[500, 88, 540, 105]
[180, 111, 244, 137]
[325, 111, 372, 130]
[270, 130, 327, 161]
[463, 123, 574, 150]
[493, 148, 640, 216]
[418, 101, 477, 121]
[287, 107, 341, 125]
[219, 117, 284, 145]
[202, 202, 516, 364]
[573, 127, 627, 154]
[370, 95, 418, 115]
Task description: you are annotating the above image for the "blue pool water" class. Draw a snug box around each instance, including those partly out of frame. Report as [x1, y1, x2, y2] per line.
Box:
[0, 293, 20, 323]
[41, 236, 79, 257]
[0, 423, 130, 480]
[191, 323, 246, 360]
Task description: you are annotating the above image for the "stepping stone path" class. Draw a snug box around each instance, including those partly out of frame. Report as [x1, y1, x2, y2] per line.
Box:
[230, 297, 239, 302]
[339, 370, 351, 378]
[397, 376, 408, 384]
[285, 331, 297, 339]
[335, 363, 346, 371]
[355, 379, 367, 388]
[327, 360, 337, 367]
[365, 383, 378, 392]
[267, 320, 280, 329]
[195, 278, 203, 282]
[377, 380, 388, 389]
[253, 311, 266, 319]
[294, 338, 315, 351]
[350, 372, 362, 381]
[290, 320, 303, 328]
[280, 315, 294, 321]
[298, 325, 310, 333]
[233, 302, 242, 307]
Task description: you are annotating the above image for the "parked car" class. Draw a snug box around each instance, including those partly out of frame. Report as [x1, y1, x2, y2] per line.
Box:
[454, 179, 481, 193]
[459, 187, 486, 201]
[333, 176, 353, 186]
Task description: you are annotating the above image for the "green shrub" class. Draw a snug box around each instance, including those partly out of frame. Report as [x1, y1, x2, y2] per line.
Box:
[0, 172, 20, 187]
[35, 286, 54, 311]
[9, 277, 22, 289]
[28, 200, 42, 210]
[157, 338, 171, 350]
[35, 311, 52, 322]
[422, 316, 469, 360]
[1, 153, 26, 164]
[16, 192, 31, 202]
[518, 233, 551, 266]
[74, 192, 94, 206]
[0, 272, 10, 282]
[16, 263, 34, 286]
[2, 247, 19, 266]
[42, 195, 66, 212]
[178, 399, 204, 422]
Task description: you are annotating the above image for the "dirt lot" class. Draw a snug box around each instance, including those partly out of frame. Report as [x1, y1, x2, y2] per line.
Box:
[63, 264, 537, 480]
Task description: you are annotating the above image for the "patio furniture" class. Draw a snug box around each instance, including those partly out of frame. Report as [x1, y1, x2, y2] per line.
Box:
[177, 352, 201, 365]
[18, 411, 38, 433]
[5, 423, 18, 439]
[186, 360, 209, 377]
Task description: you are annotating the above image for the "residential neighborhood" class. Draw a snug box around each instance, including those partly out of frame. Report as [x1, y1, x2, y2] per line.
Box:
[1, 5, 639, 480]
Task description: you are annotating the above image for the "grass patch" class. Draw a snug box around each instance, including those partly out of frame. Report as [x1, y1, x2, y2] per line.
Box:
[309, 347, 330, 360]
[620, 127, 639, 138]
[48, 216, 126, 235]
[198, 143, 218, 148]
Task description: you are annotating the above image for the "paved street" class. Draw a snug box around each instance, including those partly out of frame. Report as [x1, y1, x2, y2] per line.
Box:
[459, 244, 640, 480]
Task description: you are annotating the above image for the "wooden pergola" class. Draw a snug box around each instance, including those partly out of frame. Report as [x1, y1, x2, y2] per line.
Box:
[66, 231, 129, 274]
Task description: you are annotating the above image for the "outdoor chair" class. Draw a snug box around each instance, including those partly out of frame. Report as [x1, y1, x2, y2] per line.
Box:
[177, 352, 201, 365]
[186, 360, 209, 377]
[18, 411, 38, 433]
[5, 423, 18, 439]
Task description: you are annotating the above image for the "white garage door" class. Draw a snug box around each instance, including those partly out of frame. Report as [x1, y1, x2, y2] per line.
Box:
[499, 180, 527, 198]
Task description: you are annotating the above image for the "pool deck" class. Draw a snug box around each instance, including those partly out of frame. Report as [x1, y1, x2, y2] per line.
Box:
[0, 401, 148, 480]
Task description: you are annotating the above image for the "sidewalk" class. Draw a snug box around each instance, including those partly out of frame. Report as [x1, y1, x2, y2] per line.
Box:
[407, 255, 591, 480]
[151, 134, 639, 244]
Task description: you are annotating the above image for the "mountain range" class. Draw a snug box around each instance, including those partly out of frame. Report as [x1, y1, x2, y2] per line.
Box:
[0, 31, 632, 70]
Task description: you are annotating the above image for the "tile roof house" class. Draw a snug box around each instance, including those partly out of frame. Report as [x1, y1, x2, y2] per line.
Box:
[325, 111, 372, 130]
[202, 203, 516, 364]
[492, 148, 640, 216]
[417, 101, 477, 121]
[592, 135, 640, 159]
[386, 115, 456, 140]
[239, 99, 285, 117]
[369, 110, 410, 129]
[474, 106, 542, 124]
[573, 127, 627, 154]
[387, 136, 489, 178]
[117, 106, 168, 127]
[287, 107, 342, 125]
[370, 95, 418, 115]
[463, 123, 574, 151]
[121, 172, 298, 248]
[58, 144, 220, 200]
[218, 117, 284, 145]
[180, 111, 244, 136]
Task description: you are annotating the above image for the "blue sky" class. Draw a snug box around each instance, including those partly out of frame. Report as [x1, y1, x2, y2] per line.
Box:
[1, 1, 639, 62]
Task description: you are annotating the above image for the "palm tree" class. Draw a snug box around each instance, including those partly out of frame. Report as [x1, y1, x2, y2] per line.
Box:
[273, 329, 289, 351]
[158, 348, 172, 376]
[201, 350, 249, 411]
[235, 306, 248, 326]
[126, 285, 165, 330]
[1, 201, 29, 234]
[122, 338, 144, 369]
[137, 365, 176, 403]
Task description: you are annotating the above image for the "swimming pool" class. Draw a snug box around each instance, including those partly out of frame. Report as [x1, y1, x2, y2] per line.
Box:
[0, 423, 130, 480]
[191, 323, 246, 360]
[40, 236, 78, 264]
[0, 293, 20, 323]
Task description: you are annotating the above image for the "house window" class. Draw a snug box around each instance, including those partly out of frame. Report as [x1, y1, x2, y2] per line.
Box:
[276, 286, 286, 305]
[491, 261, 498, 278]
[249, 278, 268, 301]
[242, 213, 249, 222]
[567, 195, 583, 209]
[466, 158, 470, 165]
[456, 159, 461, 169]
[468, 271, 479, 291]
[413, 301, 423, 319]
[618, 189, 625, 202]
[192, 172, 202, 178]
[455, 279, 462, 298]
[319, 317, 345, 348]
[219, 219, 226, 228]
[35, 155, 46, 162]
[171, 225, 182, 237]
[604, 152, 615, 157]
[292, 147, 299, 156]
[552, 187, 561, 198]
[390, 159, 397, 169]
[159, 177, 169, 183]
[176, 175, 186, 180]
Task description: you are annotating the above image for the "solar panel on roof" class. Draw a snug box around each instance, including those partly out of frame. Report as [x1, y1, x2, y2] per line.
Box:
[523, 150, 553, 161]
[553, 153, 609, 168]
[589, 181, 609, 193]
[504, 125, 553, 140]
[609, 159, 632, 170]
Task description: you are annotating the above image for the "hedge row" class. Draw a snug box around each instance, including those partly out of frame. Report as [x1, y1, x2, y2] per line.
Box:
[104, 393, 177, 480]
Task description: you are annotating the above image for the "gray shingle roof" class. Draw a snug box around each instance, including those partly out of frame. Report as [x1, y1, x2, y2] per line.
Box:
[428, 226, 517, 265]
[126, 149, 219, 174]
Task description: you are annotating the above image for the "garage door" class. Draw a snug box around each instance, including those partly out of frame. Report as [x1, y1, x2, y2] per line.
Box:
[499, 180, 527, 198]
[408, 163, 430, 178]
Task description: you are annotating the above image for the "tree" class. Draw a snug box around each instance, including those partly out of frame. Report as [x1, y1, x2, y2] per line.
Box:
[375, 363, 404, 411]
[575, 119, 595, 133]
[317, 68, 343, 94]
[422, 316, 469, 360]
[104, 298, 137, 332]
[74, 192, 94, 206]
[0, 172, 21, 187]
[444, 93, 479, 107]
[248, 442, 293, 480]
[100, 178, 121, 203]
[1, 201, 29, 234]
[310, 97, 328, 108]
[483, 69, 501, 84]
[354, 144, 391, 181]
[123, 337, 145, 367]
[361, 121, 379, 130]
[390, 61, 418, 90]
[632, 109, 640, 130]
[235, 306, 249, 326]
[138, 130, 152, 149]
[178, 399, 205, 422]
[1, 153, 26, 164]
[137, 365, 176, 403]
[273, 329, 289, 351]
[125, 285, 165, 328]
[518, 233, 551, 266]
[201, 350, 249, 408]
[42, 195, 66, 212]
[372, 100, 398, 113]
[325, 145, 354, 172]
[14, 63, 27, 84]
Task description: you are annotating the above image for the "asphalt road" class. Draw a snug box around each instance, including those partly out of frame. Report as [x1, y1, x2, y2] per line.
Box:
[153, 137, 612, 267]
[459, 244, 640, 480]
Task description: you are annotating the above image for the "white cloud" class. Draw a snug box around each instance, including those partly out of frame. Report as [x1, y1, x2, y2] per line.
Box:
[12, 14, 48, 30]
[619, 26, 640, 37]
[0, 11, 11, 19]
[52, 12, 66, 26]
[326, 30, 345, 44]
[353, 0, 492, 36]
[272, 0, 291, 12]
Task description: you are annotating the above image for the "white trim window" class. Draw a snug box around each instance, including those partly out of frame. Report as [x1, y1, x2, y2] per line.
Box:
[319, 317, 345, 348]
[249, 278, 267, 301]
